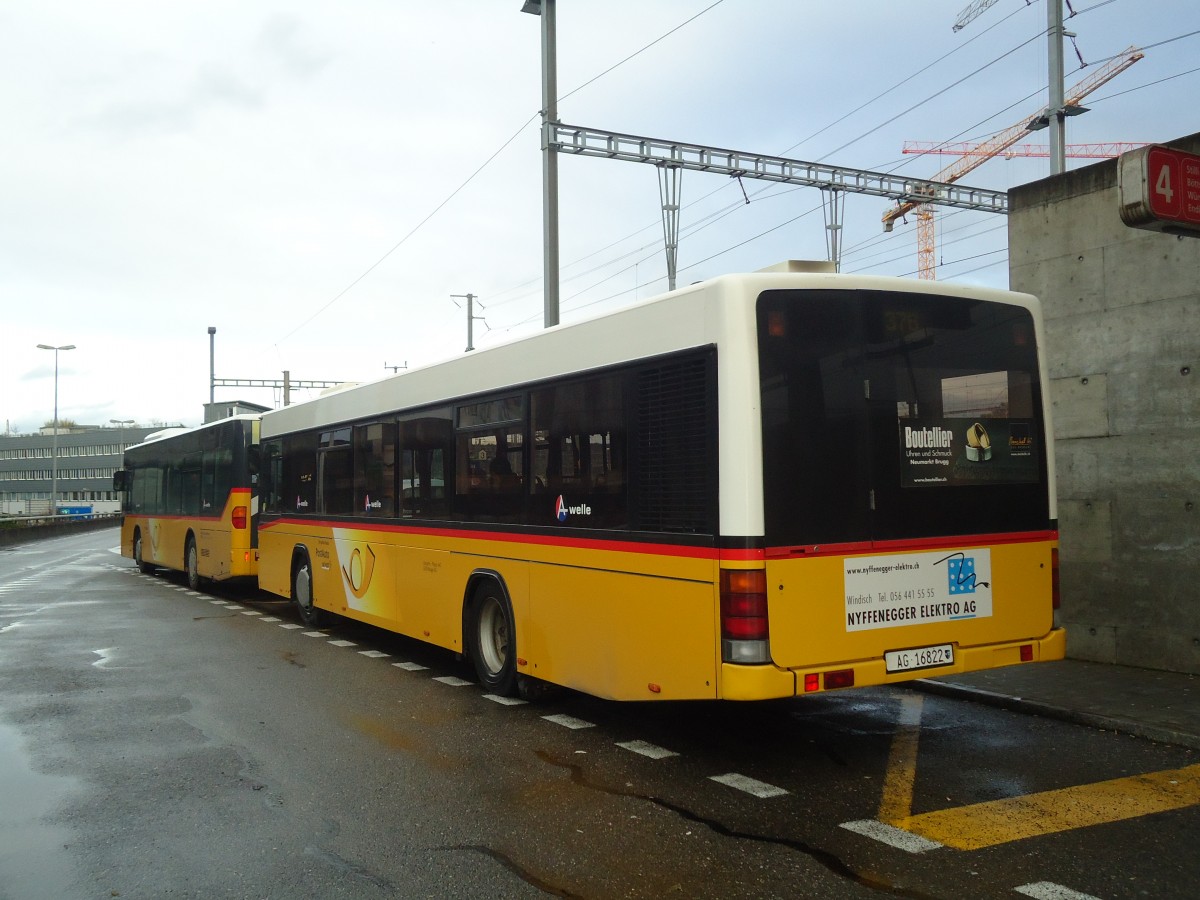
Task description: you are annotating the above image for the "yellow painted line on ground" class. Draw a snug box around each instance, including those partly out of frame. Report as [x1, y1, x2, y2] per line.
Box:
[895, 763, 1200, 851]
[878, 694, 924, 824]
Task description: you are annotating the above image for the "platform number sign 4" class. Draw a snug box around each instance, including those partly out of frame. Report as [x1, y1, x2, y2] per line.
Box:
[1118, 144, 1200, 236]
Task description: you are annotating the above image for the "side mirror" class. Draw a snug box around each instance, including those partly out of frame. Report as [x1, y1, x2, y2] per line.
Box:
[112, 470, 128, 492]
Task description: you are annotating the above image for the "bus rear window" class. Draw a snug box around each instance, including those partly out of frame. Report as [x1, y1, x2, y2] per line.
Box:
[757, 289, 1050, 547]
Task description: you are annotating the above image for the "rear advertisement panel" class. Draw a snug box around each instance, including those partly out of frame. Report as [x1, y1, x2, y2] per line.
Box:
[899, 417, 1038, 488]
[844, 547, 993, 632]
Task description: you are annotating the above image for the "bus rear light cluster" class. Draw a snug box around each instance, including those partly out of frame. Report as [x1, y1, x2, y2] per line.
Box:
[803, 669, 856, 692]
[720, 568, 771, 664]
[232, 506, 248, 530]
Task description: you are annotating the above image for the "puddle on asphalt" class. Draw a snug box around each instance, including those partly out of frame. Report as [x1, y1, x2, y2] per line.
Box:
[0, 718, 80, 896]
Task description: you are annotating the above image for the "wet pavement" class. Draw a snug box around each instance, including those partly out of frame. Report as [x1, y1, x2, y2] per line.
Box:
[915, 658, 1200, 750]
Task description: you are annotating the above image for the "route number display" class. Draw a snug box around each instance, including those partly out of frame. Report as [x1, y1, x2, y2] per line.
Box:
[1118, 144, 1200, 236]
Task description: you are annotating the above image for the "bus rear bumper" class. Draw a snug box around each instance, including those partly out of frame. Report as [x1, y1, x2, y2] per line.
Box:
[719, 627, 1067, 700]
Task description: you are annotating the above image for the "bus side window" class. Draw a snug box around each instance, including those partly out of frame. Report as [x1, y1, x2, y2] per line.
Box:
[353, 422, 396, 518]
[531, 373, 628, 528]
[260, 440, 283, 515]
[398, 410, 453, 519]
[317, 428, 353, 516]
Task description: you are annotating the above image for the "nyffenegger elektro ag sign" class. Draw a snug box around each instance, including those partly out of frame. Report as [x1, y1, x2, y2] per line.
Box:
[1118, 144, 1200, 237]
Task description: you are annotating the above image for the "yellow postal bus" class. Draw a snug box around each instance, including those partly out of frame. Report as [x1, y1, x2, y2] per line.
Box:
[115, 416, 260, 590]
[254, 268, 1063, 701]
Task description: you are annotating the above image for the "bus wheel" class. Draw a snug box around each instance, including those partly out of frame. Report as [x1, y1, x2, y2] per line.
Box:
[185, 537, 201, 591]
[292, 557, 327, 628]
[468, 582, 517, 696]
[134, 530, 154, 575]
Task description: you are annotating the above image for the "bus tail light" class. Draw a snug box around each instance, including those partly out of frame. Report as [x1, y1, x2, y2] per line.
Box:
[232, 506, 248, 530]
[721, 568, 770, 664]
[823, 669, 855, 690]
[802, 670, 855, 692]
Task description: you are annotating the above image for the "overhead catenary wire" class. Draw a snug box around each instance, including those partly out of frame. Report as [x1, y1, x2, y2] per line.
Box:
[290, 2, 1200, 354]
[276, 1, 729, 345]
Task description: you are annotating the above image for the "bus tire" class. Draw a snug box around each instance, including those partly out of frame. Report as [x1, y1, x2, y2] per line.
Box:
[185, 536, 201, 591]
[134, 529, 154, 575]
[292, 555, 327, 628]
[467, 580, 517, 696]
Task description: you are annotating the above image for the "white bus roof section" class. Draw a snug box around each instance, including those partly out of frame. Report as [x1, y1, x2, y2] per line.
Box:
[260, 271, 1050, 536]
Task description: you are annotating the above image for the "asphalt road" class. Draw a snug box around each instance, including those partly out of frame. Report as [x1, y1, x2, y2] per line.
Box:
[1, 528, 1197, 899]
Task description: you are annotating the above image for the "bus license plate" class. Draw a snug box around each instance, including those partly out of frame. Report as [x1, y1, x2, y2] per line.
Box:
[885, 644, 954, 674]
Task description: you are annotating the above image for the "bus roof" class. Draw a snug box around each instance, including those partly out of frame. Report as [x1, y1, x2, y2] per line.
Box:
[260, 269, 1039, 439]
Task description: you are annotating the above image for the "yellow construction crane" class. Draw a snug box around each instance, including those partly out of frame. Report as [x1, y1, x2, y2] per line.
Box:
[882, 47, 1143, 279]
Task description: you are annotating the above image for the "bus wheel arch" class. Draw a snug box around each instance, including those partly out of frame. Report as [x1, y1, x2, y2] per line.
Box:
[185, 532, 200, 591]
[291, 547, 328, 627]
[463, 572, 518, 696]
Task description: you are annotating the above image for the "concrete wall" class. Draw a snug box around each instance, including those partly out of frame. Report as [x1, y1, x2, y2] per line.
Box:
[1009, 132, 1200, 674]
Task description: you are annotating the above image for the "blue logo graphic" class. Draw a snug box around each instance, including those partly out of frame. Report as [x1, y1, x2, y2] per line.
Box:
[947, 556, 978, 594]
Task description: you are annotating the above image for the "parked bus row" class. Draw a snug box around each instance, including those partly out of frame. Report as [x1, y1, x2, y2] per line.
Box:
[114, 268, 1064, 702]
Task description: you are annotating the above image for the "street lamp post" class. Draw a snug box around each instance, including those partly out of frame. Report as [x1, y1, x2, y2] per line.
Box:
[520, 0, 560, 328]
[37, 343, 76, 515]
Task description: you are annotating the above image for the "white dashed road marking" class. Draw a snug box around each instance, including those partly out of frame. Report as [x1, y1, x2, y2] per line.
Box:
[617, 740, 678, 760]
[328, 639, 357, 648]
[393, 662, 428, 671]
[359, 650, 390, 659]
[1015, 883, 1102, 900]
[434, 675, 474, 687]
[709, 773, 788, 799]
[542, 714, 595, 730]
[839, 820, 942, 854]
[484, 694, 528, 706]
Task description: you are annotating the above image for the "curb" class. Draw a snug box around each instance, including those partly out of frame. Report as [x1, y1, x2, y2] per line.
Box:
[910, 678, 1200, 752]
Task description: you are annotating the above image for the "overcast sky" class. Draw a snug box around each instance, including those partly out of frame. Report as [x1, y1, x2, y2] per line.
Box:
[3, 0, 1196, 433]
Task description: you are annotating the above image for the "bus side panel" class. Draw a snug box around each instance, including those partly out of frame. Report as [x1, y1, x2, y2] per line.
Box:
[525, 557, 719, 702]
[139, 517, 192, 572]
[257, 522, 296, 600]
[766, 538, 1059, 683]
[120, 516, 137, 560]
[328, 529, 469, 646]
